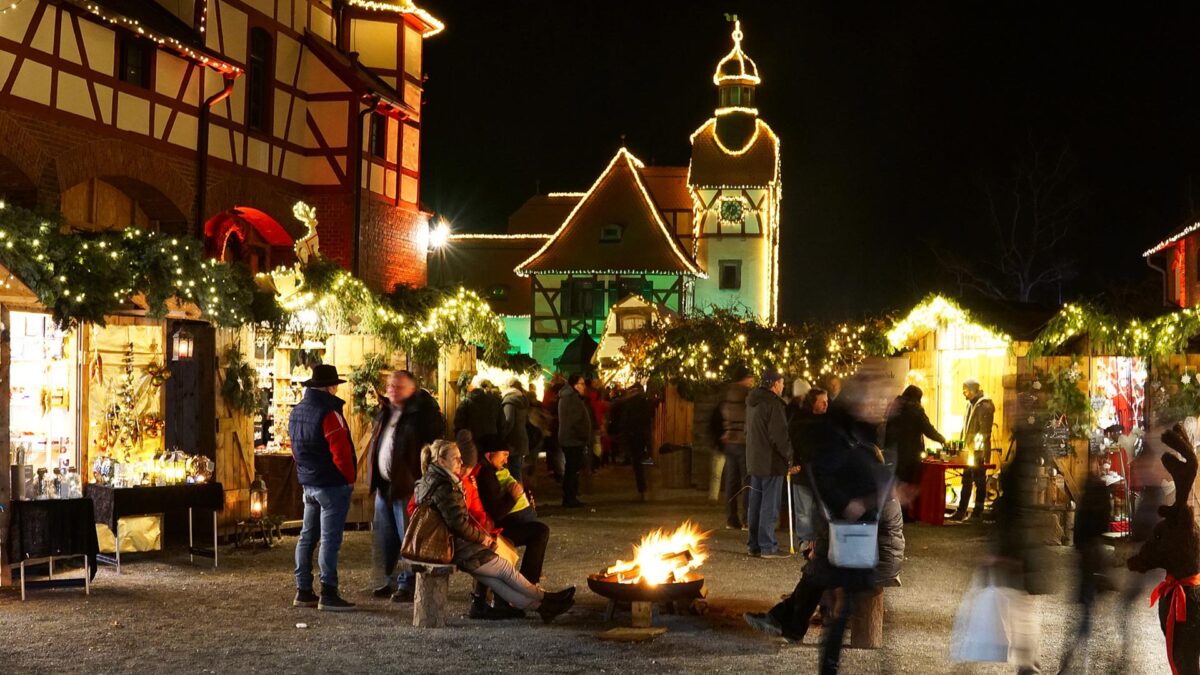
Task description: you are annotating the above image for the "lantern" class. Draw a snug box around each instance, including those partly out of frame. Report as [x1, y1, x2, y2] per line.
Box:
[249, 474, 268, 520]
[172, 326, 195, 361]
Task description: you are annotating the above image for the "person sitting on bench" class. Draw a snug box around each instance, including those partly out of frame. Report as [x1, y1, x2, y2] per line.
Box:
[412, 440, 574, 623]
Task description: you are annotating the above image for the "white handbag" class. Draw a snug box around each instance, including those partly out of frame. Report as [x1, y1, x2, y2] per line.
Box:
[809, 473, 892, 569]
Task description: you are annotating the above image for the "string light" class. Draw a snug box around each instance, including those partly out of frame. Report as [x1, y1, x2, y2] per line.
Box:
[712, 18, 761, 86]
[348, 0, 445, 37]
[74, 1, 241, 74]
[1143, 222, 1200, 258]
[515, 148, 704, 278]
[887, 295, 1012, 352]
[0, 0, 27, 16]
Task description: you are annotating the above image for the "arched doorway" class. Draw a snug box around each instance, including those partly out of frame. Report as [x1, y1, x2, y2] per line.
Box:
[203, 207, 296, 274]
[60, 177, 189, 234]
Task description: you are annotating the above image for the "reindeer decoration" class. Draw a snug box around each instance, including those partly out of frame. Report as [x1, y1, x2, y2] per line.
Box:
[1128, 424, 1200, 675]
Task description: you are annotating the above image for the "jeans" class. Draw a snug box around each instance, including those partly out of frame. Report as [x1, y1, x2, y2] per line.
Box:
[721, 446, 748, 527]
[747, 475, 784, 554]
[472, 556, 544, 610]
[562, 445, 585, 504]
[957, 461, 987, 515]
[373, 490, 415, 591]
[791, 481, 816, 542]
[294, 483, 353, 592]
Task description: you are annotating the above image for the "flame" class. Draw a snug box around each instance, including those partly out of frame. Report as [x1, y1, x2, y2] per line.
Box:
[605, 521, 708, 586]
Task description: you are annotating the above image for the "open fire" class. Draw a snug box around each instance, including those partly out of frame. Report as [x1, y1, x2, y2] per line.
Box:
[599, 521, 708, 586]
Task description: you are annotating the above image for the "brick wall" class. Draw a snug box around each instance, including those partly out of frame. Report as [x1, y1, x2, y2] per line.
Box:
[0, 110, 426, 293]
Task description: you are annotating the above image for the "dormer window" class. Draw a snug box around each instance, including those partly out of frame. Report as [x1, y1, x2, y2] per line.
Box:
[600, 223, 624, 243]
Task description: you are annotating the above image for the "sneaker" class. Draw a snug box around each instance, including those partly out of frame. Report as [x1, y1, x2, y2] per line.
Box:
[391, 586, 414, 603]
[725, 522, 743, 530]
[372, 584, 395, 599]
[293, 589, 319, 608]
[743, 612, 783, 637]
[761, 551, 791, 559]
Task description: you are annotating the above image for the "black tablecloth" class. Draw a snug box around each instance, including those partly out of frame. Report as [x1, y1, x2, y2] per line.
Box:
[254, 454, 304, 520]
[84, 483, 225, 531]
[6, 498, 100, 578]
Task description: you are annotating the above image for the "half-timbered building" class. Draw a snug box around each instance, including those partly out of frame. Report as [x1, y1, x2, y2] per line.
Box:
[0, 0, 441, 291]
[432, 19, 781, 369]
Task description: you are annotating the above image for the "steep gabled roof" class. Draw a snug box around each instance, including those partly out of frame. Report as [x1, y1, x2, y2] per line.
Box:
[1144, 221, 1200, 257]
[515, 148, 703, 277]
[304, 32, 416, 116]
[688, 117, 780, 188]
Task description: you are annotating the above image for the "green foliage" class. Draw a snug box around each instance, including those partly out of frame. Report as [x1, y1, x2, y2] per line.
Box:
[1151, 365, 1200, 427]
[348, 353, 389, 420]
[617, 306, 886, 400]
[0, 203, 261, 328]
[220, 346, 260, 416]
[1024, 361, 1092, 439]
[1030, 302, 1200, 359]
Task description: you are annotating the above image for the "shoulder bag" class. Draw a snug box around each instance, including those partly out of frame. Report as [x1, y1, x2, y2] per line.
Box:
[401, 494, 454, 565]
[809, 469, 894, 570]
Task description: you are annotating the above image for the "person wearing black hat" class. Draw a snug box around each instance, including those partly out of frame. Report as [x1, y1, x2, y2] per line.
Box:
[715, 367, 754, 529]
[745, 367, 792, 558]
[290, 364, 357, 612]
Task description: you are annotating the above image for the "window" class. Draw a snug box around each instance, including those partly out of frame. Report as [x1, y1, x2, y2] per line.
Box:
[618, 311, 649, 334]
[369, 112, 388, 159]
[247, 28, 272, 133]
[614, 276, 650, 301]
[718, 260, 742, 290]
[563, 279, 603, 319]
[118, 35, 152, 89]
[600, 223, 624, 243]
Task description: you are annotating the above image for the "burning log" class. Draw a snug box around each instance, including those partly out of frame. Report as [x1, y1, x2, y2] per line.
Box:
[599, 521, 709, 586]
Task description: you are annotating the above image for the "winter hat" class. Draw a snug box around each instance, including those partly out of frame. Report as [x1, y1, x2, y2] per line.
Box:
[730, 365, 753, 382]
[901, 384, 923, 402]
[962, 378, 981, 393]
[793, 378, 812, 399]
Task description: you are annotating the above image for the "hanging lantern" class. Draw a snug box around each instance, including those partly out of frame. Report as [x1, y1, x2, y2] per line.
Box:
[173, 326, 195, 361]
[249, 474, 268, 521]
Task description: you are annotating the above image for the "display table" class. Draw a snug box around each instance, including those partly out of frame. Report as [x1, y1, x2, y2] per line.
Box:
[84, 482, 224, 572]
[3, 498, 98, 600]
[254, 453, 304, 521]
[914, 460, 997, 525]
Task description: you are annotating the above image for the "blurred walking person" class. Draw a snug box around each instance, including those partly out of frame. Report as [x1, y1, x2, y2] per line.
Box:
[1058, 456, 1113, 673]
[609, 382, 656, 500]
[500, 378, 531, 484]
[787, 387, 829, 548]
[716, 367, 753, 529]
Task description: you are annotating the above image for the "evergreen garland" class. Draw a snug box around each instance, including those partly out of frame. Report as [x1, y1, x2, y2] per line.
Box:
[348, 353, 388, 420]
[220, 346, 260, 416]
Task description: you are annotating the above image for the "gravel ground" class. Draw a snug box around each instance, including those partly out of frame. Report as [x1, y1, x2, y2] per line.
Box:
[0, 465, 1172, 674]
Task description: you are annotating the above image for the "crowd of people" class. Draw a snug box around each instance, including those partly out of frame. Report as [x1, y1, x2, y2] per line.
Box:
[281, 360, 1175, 673]
[283, 364, 656, 621]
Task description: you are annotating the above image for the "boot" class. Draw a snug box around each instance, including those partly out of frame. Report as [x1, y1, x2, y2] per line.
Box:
[492, 597, 526, 619]
[537, 594, 574, 623]
[469, 593, 497, 620]
[293, 589, 319, 608]
[318, 584, 355, 612]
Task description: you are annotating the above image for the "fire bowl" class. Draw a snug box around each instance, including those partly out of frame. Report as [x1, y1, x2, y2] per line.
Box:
[587, 574, 705, 604]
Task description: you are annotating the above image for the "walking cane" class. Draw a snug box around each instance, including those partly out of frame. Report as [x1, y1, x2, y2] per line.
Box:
[786, 471, 795, 555]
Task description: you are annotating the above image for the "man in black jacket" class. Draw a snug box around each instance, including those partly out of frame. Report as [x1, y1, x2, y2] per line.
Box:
[366, 370, 445, 602]
[476, 434, 549, 588]
[454, 379, 504, 443]
[745, 368, 791, 558]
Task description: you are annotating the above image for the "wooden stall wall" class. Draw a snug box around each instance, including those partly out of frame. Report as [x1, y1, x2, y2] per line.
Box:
[214, 326, 256, 527]
[650, 384, 696, 489]
[438, 345, 475, 435]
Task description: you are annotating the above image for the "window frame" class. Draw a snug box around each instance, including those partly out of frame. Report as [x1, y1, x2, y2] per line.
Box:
[718, 259, 742, 291]
[368, 112, 389, 160]
[246, 27, 274, 134]
[117, 34, 154, 89]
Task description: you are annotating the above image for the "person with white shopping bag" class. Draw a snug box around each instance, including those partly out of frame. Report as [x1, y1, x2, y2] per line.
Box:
[949, 425, 1049, 674]
[744, 414, 888, 674]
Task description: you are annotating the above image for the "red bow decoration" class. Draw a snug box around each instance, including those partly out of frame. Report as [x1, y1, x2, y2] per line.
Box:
[1150, 573, 1200, 675]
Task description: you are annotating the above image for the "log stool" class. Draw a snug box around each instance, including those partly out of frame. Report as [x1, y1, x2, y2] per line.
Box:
[404, 559, 456, 628]
[849, 588, 884, 648]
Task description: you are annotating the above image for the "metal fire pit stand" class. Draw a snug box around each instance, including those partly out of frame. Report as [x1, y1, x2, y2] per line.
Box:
[588, 575, 706, 641]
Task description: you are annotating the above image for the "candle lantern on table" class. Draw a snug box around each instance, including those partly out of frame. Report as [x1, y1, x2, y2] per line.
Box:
[249, 474, 268, 521]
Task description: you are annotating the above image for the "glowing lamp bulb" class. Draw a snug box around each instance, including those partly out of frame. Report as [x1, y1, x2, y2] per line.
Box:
[428, 221, 451, 250]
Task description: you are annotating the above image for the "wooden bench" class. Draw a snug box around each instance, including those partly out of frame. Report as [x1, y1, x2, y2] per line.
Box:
[402, 559, 456, 628]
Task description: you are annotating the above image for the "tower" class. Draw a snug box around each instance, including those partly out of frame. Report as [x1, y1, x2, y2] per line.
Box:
[687, 18, 782, 324]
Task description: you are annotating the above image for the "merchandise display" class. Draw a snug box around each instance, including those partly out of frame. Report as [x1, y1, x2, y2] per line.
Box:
[9, 311, 78, 478]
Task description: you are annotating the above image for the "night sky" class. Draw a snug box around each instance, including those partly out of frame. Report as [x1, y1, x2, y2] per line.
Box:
[416, 1, 1200, 322]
